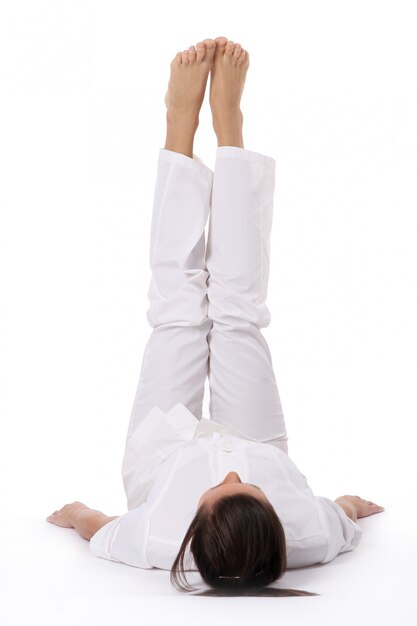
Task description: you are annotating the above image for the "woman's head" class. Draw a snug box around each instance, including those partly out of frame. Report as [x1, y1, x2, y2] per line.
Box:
[170, 471, 319, 597]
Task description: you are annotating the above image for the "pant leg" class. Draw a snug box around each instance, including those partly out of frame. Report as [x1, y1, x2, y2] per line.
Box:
[124, 149, 213, 442]
[206, 146, 289, 454]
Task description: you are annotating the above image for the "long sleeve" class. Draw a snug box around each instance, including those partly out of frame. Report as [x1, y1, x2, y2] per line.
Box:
[316, 496, 363, 563]
[89, 505, 153, 569]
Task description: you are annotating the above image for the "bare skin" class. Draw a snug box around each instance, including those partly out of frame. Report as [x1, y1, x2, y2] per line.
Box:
[164, 36, 249, 158]
[164, 38, 216, 158]
[47, 38, 385, 540]
[334, 495, 385, 521]
[46, 502, 118, 540]
[209, 36, 249, 148]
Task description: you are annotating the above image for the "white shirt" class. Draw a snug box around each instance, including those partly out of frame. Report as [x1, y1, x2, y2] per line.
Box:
[89, 402, 363, 570]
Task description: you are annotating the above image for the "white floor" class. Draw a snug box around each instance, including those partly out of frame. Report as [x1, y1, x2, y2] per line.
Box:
[1, 497, 415, 626]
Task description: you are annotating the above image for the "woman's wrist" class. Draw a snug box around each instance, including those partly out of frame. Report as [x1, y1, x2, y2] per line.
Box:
[335, 496, 358, 522]
[71, 508, 114, 541]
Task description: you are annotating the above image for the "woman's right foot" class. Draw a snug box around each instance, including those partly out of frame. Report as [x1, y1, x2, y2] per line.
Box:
[164, 39, 216, 158]
[209, 37, 250, 148]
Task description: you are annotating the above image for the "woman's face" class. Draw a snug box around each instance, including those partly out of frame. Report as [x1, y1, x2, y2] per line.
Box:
[197, 471, 270, 509]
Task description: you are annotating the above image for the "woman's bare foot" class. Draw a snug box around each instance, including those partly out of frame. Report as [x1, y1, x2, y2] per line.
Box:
[164, 39, 216, 158]
[209, 37, 250, 148]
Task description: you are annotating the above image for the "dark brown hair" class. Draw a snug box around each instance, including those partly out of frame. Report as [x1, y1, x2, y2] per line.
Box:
[170, 493, 320, 597]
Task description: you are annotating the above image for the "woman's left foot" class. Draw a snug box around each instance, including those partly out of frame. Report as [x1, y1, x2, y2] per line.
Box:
[165, 39, 216, 119]
[209, 37, 249, 148]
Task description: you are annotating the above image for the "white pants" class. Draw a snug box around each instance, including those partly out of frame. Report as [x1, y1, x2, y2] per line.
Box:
[125, 146, 289, 454]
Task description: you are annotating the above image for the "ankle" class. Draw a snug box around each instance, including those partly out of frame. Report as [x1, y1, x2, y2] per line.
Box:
[166, 109, 199, 134]
[213, 109, 244, 148]
[164, 111, 198, 158]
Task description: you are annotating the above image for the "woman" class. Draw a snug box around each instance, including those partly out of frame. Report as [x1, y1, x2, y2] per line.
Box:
[46, 36, 385, 597]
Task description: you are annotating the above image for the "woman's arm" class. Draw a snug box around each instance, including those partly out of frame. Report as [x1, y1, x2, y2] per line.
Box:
[46, 502, 120, 541]
[335, 495, 385, 521]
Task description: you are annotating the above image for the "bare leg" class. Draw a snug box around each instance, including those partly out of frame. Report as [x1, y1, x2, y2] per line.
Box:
[164, 39, 216, 158]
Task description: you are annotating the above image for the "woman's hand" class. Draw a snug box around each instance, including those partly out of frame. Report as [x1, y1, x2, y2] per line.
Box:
[46, 501, 90, 528]
[46, 502, 119, 540]
[335, 495, 385, 519]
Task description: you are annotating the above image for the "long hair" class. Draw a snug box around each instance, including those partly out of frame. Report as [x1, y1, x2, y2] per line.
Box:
[170, 493, 320, 597]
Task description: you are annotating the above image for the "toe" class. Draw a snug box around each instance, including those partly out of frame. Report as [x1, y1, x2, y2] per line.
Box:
[196, 42, 205, 63]
[202, 38, 216, 64]
[225, 41, 235, 57]
[203, 38, 216, 49]
[214, 36, 228, 59]
[215, 36, 228, 47]
[233, 43, 242, 59]
[182, 50, 189, 64]
[188, 45, 196, 63]
[238, 48, 246, 64]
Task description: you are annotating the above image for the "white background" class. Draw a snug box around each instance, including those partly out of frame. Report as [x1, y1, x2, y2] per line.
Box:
[0, 0, 416, 624]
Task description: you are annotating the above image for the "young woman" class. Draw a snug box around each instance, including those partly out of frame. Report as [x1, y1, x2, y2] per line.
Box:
[46, 36, 385, 597]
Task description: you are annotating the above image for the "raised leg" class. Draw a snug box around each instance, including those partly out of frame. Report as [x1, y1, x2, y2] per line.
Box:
[206, 38, 289, 453]
[123, 40, 216, 441]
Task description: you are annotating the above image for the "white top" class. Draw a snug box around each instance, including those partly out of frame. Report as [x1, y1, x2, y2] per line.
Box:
[90, 402, 363, 570]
